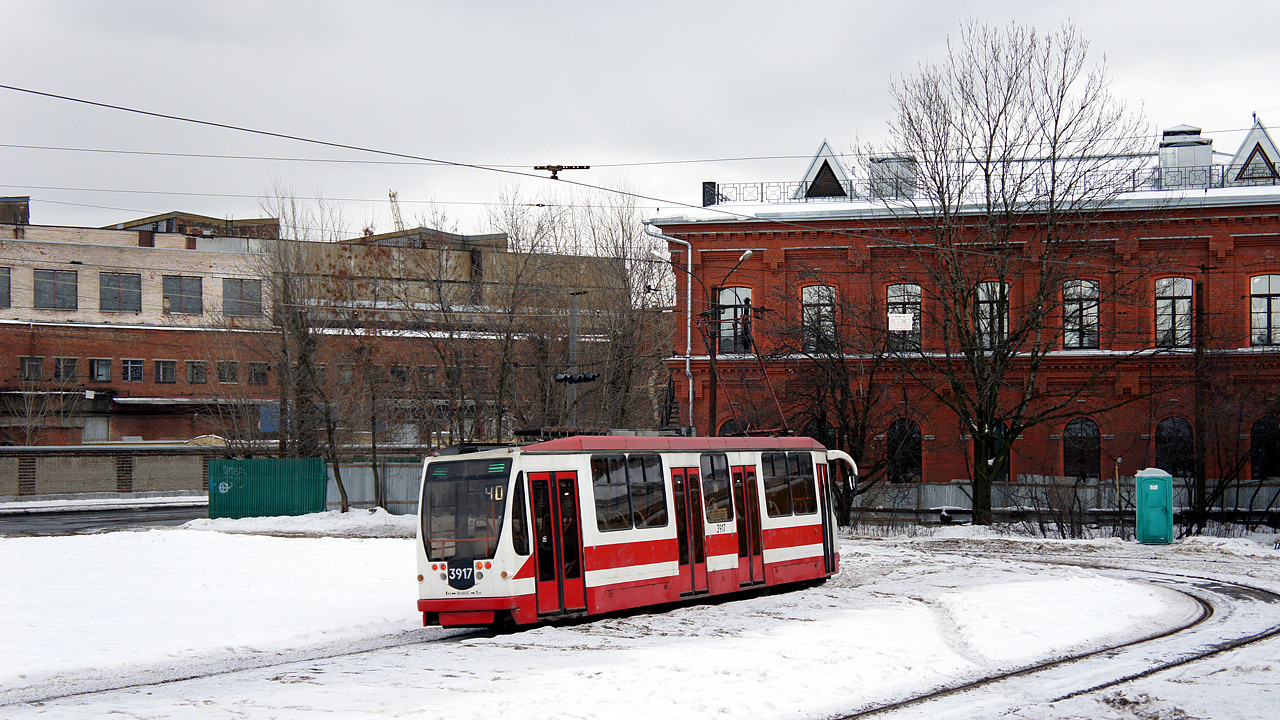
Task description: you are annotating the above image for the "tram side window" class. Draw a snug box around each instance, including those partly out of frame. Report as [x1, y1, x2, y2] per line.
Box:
[510, 475, 530, 555]
[763, 452, 793, 517]
[592, 454, 669, 531]
[699, 453, 734, 523]
[789, 453, 818, 515]
[592, 455, 632, 531]
[628, 454, 669, 528]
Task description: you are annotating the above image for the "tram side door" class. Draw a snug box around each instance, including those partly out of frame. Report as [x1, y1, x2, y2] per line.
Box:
[671, 467, 707, 595]
[731, 466, 764, 586]
[529, 471, 587, 616]
[816, 463, 837, 575]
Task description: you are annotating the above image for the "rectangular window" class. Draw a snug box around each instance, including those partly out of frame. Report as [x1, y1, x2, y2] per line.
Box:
[187, 361, 208, 384]
[0, 267, 10, 308]
[1155, 277, 1193, 348]
[54, 357, 77, 382]
[155, 360, 177, 384]
[391, 365, 410, 384]
[887, 283, 922, 351]
[19, 356, 43, 381]
[122, 359, 144, 382]
[337, 364, 354, 385]
[762, 452, 793, 517]
[223, 278, 262, 317]
[90, 358, 111, 382]
[976, 281, 1008, 350]
[100, 272, 142, 313]
[592, 455, 632, 532]
[217, 361, 238, 383]
[34, 269, 78, 310]
[162, 275, 202, 315]
[1063, 279, 1100, 349]
[591, 454, 668, 532]
[1251, 275, 1280, 346]
[248, 362, 270, 385]
[788, 452, 817, 515]
[699, 453, 734, 523]
[717, 287, 752, 353]
[801, 285, 836, 352]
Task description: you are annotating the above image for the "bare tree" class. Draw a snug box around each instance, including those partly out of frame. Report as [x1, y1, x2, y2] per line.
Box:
[878, 20, 1159, 524]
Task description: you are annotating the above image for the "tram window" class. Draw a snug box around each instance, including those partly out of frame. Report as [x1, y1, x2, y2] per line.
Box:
[420, 458, 511, 560]
[699, 453, 734, 523]
[789, 453, 818, 515]
[592, 455, 632, 531]
[628, 454, 669, 528]
[762, 452, 793, 517]
[510, 476, 530, 556]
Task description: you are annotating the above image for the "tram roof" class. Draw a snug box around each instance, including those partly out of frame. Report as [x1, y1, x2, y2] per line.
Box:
[519, 435, 826, 454]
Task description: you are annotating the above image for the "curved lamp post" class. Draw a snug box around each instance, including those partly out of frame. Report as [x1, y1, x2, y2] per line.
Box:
[650, 247, 752, 435]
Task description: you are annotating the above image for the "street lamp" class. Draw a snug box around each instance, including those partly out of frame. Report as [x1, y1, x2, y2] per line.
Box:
[649, 247, 752, 436]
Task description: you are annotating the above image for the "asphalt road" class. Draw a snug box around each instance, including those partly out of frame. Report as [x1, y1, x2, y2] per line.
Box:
[0, 505, 208, 536]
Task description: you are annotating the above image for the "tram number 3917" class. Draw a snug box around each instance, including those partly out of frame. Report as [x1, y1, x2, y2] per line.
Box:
[448, 566, 473, 582]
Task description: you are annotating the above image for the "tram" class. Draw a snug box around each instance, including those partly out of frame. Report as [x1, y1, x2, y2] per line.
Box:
[415, 435, 857, 627]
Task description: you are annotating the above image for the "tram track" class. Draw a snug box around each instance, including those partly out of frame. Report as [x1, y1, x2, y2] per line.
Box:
[6, 625, 494, 708]
[831, 552, 1280, 719]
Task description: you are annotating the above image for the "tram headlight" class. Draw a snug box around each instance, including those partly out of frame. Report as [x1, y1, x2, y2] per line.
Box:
[438, 573, 447, 582]
[475, 571, 484, 582]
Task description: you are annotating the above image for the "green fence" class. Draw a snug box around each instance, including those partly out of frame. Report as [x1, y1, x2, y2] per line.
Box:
[207, 458, 327, 519]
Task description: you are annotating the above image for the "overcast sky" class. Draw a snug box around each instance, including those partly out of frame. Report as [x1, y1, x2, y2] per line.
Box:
[3, 1, 1278, 235]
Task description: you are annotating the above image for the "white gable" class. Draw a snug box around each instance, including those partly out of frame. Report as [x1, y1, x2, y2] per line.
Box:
[1227, 117, 1280, 184]
[793, 140, 852, 199]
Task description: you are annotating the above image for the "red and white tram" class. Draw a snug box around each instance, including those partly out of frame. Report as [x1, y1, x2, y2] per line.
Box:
[415, 436, 857, 627]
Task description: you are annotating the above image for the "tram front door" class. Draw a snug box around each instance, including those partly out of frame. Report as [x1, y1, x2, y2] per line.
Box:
[529, 471, 586, 616]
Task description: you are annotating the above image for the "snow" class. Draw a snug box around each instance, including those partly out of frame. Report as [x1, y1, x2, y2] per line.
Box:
[1, 512, 1277, 718]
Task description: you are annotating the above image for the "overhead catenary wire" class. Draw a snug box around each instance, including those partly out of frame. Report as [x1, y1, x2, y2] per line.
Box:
[0, 83, 1269, 280]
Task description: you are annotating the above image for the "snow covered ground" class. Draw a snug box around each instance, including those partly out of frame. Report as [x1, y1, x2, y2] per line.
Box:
[2, 510, 1278, 719]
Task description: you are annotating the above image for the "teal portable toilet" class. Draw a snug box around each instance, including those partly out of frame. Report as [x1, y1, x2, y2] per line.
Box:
[1135, 468, 1174, 544]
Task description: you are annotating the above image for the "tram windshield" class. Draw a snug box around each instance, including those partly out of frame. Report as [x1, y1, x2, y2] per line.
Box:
[420, 457, 511, 561]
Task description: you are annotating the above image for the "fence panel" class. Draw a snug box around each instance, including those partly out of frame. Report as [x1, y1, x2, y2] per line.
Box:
[326, 462, 423, 515]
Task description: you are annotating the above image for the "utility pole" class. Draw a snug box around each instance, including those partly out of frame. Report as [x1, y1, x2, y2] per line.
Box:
[566, 291, 587, 427]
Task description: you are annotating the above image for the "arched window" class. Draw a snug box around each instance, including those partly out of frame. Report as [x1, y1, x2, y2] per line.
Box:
[886, 283, 921, 351]
[1251, 416, 1280, 480]
[1155, 277, 1193, 347]
[801, 418, 837, 448]
[975, 281, 1008, 349]
[975, 422, 1010, 483]
[718, 418, 746, 437]
[717, 287, 752, 353]
[801, 285, 836, 352]
[1063, 418, 1101, 481]
[1154, 417, 1194, 479]
[1250, 275, 1280, 346]
[886, 418, 923, 483]
[1063, 279, 1100, 349]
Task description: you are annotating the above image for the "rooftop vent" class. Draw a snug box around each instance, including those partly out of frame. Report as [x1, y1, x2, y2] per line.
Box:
[1158, 124, 1213, 188]
[869, 155, 917, 199]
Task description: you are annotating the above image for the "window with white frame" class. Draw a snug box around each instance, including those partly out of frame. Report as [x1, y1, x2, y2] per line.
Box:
[19, 356, 43, 381]
[1063, 279, 1100, 349]
[975, 281, 1008, 349]
[1251, 275, 1280, 346]
[801, 285, 836, 352]
[717, 286, 752, 353]
[1155, 277, 1193, 347]
[0, 267, 10, 308]
[122, 359, 144, 382]
[90, 358, 111, 382]
[54, 357, 77, 382]
[155, 360, 177, 384]
[887, 283, 922, 351]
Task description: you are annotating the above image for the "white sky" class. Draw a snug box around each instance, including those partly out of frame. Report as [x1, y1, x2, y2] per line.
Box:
[3, 1, 1279, 235]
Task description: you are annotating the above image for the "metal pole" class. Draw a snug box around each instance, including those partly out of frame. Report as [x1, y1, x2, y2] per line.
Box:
[567, 291, 585, 427]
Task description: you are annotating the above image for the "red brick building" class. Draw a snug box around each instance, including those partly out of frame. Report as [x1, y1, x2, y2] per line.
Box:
[650, 122, 1280, 494]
